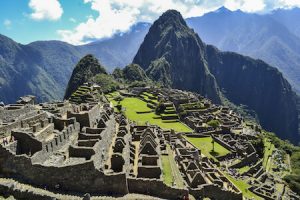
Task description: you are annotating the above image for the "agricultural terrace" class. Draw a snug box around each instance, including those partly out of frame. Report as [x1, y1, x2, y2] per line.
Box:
[106, 92, 192, 132]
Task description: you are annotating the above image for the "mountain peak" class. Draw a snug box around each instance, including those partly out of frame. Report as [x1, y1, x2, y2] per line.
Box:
[215, 6, 231, 13]
[155, 9, 187, 29]
[64, 54, 107, 99]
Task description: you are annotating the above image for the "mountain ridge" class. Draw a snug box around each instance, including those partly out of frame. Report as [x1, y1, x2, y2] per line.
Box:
[133, 9, 299, 143]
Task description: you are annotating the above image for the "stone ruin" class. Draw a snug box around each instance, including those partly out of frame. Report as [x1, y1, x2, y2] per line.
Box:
[0, 88, 299, 200]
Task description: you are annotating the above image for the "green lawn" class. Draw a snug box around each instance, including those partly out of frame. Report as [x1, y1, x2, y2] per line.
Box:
[238, 165, 251, 174]
[263, 138, 274, 170]
[162, 155, 173, 185]
[224, 173, 263, 200]
[114, 97, 192, 132]
[162, 145, 185, 188]
[185, 136, 231, 160]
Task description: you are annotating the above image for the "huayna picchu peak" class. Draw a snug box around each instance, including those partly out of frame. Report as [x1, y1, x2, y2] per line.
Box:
[133, 9, 299, 144]
[1, 5, 300, 200]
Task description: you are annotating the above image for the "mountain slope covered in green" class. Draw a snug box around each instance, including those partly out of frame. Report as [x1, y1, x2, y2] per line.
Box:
[133, 9, 299, 143]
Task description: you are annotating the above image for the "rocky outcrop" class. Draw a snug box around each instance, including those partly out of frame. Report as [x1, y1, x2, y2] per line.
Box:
[133, 10, 221, 103]
[64, 54, 107, 99]
[206, 45, 299, 142]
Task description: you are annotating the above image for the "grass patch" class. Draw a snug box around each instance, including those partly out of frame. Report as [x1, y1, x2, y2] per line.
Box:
[185, 136, 230, 160]
[162, 145, 185, 188]
[263, 138, 274, 170]
[113, 97, 192, 132]
[224, 173, 263, 200]
[162, 155, 173, 186]
[238, 165, 251, 174]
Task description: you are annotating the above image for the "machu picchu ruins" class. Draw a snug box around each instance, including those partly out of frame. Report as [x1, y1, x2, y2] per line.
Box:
[0, 83, 299, 200]
[2, 5, 300, 200]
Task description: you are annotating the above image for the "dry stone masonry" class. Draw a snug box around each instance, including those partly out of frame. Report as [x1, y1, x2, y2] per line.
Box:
[0, 84, 299, 200]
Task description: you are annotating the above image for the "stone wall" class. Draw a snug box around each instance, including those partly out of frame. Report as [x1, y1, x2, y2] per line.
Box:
[0, 184, 53, 200]
[190, 184, 242, 200]
[231, 152, 259, 168]
[127, 178, 188, 200]
[0, 145, 128, 195]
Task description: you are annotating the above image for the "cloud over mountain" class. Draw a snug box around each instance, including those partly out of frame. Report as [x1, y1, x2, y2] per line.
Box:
[57, 0, 300, 44]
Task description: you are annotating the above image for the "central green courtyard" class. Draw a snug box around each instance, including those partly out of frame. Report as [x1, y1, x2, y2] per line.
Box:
[108, 96, 192, 133]
[185, 136, 231, 160]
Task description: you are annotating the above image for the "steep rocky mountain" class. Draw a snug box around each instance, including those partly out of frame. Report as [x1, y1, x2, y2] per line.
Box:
[186, 7, 300, 94]
[133, 10, 299, 143]
[0, 23, 150, 103]
[133, 10, 221, 103]
[64, 54, 107, 99]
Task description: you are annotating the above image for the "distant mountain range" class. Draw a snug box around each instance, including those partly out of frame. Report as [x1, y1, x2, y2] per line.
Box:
[0, 22, 150, 103]
[2, 7, 300, 103]
[187, 7, 300, 94]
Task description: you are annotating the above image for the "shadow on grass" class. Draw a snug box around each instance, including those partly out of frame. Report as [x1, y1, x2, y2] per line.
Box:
[210, 150, 220, 157]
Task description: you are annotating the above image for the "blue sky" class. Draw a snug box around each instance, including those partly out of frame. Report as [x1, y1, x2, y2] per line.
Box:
[0, 0, 96, 44]
[1, 0, 300, 45]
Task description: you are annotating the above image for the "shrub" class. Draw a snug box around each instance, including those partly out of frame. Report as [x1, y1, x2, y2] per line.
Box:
[207, 120, 220, 128]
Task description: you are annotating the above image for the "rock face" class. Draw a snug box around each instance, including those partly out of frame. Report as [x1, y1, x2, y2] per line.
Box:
[187, 7, 300, 94]
[64, 54, 106, 99]
[133, 10, 221, 103]
[133, 10, 299, 143]
[206, 46, 299, 142]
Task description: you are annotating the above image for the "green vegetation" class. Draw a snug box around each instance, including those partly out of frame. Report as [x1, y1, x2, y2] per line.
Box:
[65, 54, 107, 99]
[224, 173, 263, 200]
[122, 64, 149, 82]
[162, 145, 185, 188]
[207, 119, 220, 128]
[260, 131, 300, 195]
[185, 136, 230, 161]
[162, 155, 173, 185]
[263, 138, 274, 170]
[92, 73, 119, 93]
[108, 96, 192, 132]
[179, 102, 206, 111]
[237, 165, 251, 174]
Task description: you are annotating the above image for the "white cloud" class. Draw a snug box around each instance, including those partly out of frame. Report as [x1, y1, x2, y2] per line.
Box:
[58, 0, 300, 44]
[3, 19, 11, 28]
[29, 0, 63, 21]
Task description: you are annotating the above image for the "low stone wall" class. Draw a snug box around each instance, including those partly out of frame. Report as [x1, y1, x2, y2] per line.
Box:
[127, 178, 188, 200]
[0, 184, 53, 200]
[190, 184, 242, 200]
[0, 145, 128, 195]
[69, 145, 95, 159]
[212, 135, 235, 152]
[231, 152, 259, 168]
[244, 160, 262, 176]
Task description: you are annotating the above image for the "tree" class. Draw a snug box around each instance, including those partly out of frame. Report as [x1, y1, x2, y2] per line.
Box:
[116, 104, 122, 112]
[155, 102, 166, 114]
